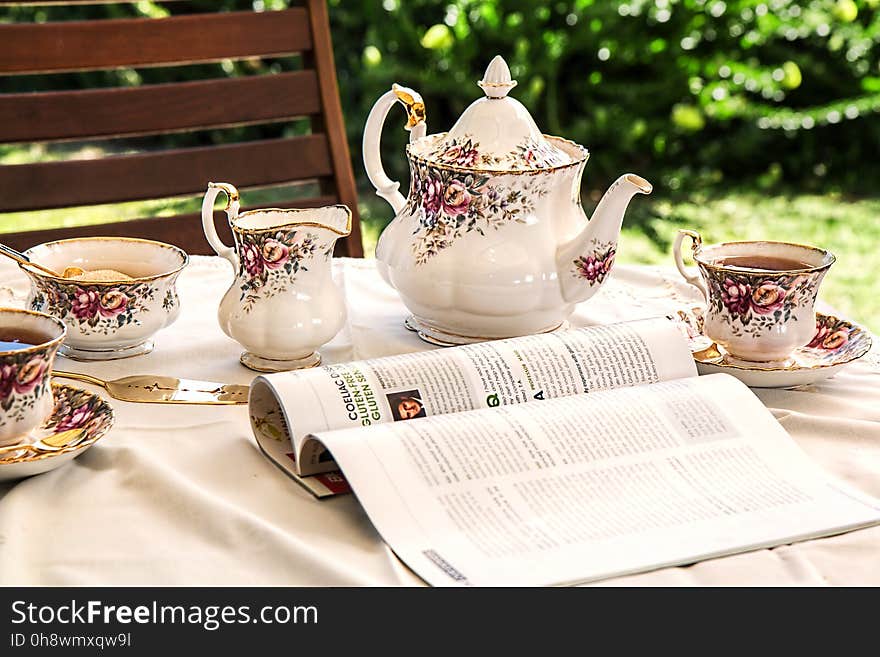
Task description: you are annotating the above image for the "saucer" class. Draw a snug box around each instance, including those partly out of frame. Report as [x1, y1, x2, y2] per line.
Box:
[671, 307, 872, 388]
[0, 383, 114, 481]
[404, 315, 570, 347]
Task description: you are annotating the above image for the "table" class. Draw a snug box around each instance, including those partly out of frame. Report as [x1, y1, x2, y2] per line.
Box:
[1, 256, 878, 586]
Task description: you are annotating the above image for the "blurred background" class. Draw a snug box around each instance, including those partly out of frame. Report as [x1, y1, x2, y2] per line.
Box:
[2, 0, 879, 330]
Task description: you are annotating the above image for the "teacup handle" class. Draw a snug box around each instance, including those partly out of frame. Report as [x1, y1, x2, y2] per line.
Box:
[673, 229, 709, 301]
[201, 182, 240, 267]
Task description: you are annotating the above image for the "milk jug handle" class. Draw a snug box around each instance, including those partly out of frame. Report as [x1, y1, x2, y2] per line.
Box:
[363, 84, 427, 215]
[673, 229, 709, 301]
[201, 182, 240, 268]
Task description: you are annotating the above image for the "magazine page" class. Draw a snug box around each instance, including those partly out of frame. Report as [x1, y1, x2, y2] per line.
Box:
[313, 373, 880, 586]
[249, 317, 696, 481]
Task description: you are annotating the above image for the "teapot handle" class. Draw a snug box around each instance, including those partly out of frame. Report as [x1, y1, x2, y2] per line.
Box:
[201, 182, 241, 268]
[363, 84, 427, 215]
[673, 229, 709, 301]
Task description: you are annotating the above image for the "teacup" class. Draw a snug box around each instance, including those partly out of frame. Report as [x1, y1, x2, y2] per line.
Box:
[21, 237, 188, 361]
[674, 230, 835, 362]
[0, 308, 66, 446]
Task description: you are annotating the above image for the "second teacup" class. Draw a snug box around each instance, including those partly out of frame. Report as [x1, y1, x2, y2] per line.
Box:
[0, 308, 66, 447]
[674, 230, 835, 362]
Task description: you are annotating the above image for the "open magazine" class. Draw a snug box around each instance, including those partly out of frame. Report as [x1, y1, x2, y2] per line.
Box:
[248, 318, 880, 586]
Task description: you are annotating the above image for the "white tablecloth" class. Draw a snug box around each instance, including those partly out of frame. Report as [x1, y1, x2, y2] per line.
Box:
[1, 256, 878, 586]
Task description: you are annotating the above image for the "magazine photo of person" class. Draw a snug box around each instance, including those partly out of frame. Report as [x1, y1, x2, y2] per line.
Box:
[386, 390, 427, 422]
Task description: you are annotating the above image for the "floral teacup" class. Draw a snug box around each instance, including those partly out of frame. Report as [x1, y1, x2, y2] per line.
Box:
[674, 230, 835, 362]
[0, 308, 66, 446]
[22, 237, 188, 360]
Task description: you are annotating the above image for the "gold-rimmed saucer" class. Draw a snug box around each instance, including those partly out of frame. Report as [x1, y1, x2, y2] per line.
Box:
[670, 307, 873, 388]
[0, 383, 114, 481]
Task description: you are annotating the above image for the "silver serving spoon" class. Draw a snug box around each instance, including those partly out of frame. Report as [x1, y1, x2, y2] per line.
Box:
[0, 242, 62, 277]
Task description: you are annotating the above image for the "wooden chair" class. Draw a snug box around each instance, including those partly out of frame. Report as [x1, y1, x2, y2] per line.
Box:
[0, 0, 363, 256]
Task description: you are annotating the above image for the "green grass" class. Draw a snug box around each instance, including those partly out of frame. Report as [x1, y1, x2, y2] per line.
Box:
[3, 189, 877, 333]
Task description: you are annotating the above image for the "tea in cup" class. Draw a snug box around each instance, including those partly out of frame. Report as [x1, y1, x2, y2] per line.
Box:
[673, 230, 835, 362]
[0, 308, 67, 446]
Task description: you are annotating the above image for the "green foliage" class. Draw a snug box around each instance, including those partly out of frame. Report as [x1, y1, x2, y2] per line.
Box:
[330, 0, 880, 195]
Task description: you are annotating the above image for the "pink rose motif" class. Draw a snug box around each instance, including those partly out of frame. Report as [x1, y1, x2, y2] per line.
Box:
[56, 403, 94, 432]
[0, 363, 15, 400]
[821, 329, 849, 350]
[261, 239, 289, 270]
[71, 288, 100, 319]
[241, 241, 264, 277]
[807, 324, 830, 349]
[720, 278, 752, 316]
[459, 149, 479, 167]
[98, 289, 129, 318]
[751, 281, 787, 315]
[441, 145, 463, 163]
[441, 180, 471, 217]
[440, 144, 479, 167]
[421, 175, 443, 216]
[574, 255, 604, 282]
[13, 356, 46, 395]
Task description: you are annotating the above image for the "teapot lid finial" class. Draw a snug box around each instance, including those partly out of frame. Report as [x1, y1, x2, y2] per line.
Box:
[408, 54, 581, 171]
[478, 55, 517, 99]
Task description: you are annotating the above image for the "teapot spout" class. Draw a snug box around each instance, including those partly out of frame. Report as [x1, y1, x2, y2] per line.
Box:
[558, 173, 652, 304]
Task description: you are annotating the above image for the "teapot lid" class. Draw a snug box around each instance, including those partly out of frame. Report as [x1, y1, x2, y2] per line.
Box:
[410, 56, 576, 172]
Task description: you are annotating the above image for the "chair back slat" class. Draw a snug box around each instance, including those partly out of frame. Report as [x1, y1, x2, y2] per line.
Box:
[0, 135, 333, 212]
[0, 1, 363, 257]
[0, 71, 321, 143]
[0, 9, 312, 74]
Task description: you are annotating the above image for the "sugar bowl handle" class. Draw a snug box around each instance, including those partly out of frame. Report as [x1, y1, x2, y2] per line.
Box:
[363, 84, 427, 215]
[201, 182, 241, 268]
[673, 229, 709, 301]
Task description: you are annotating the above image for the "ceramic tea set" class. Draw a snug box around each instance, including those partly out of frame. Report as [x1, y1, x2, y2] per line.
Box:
[0, 55, 871, 478]
[364, 55, 652, 344]
[201, 182, 352, 372]
[671, 230, 871, 386]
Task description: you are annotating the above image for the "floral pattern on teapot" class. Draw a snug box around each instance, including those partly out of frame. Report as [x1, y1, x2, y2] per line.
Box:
[417, 133, 571, 170]
[405, 159, 550, 264]
[572, 239, 616, 285]
[235, 229, 333, 313]
[702, 266, 822, 338]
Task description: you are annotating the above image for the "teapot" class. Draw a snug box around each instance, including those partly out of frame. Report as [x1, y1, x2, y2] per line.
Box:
[201, 182, 351, 371]
[363, 56, 652, 344]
